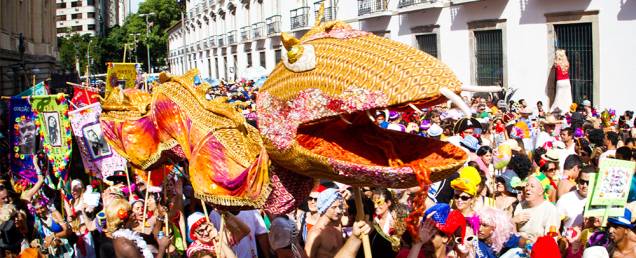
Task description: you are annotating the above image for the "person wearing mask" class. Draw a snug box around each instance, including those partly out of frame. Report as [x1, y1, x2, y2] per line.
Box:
[607, 209, 636, 258]
[369, 189, 400, 257]
[556, 166, 593, 230]
[557, 154, 582, 198]
[187, 211, 249, 258]
[513, 173, 561, 241]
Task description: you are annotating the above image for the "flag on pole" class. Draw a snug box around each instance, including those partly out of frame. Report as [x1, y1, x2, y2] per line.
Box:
[8, 97, 38, 185]
[69, 103, 127, 179]
[16, 81, 48, 97]
[31, 94, 73, 181]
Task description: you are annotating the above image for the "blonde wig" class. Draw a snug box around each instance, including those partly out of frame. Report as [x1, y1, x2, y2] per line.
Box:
[555, 49, 570, 72]
[106, 198, 131, 233]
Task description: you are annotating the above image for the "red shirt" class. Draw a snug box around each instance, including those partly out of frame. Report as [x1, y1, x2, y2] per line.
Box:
[556, 65, 569, 81]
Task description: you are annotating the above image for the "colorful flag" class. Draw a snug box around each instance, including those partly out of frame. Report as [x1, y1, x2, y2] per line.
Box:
[8, 97, 38, 185]
[31, 94, 73, 180]
[68, 103, 127, 179]
[70, 85, 100, 110]
[16, 81, 48, 97]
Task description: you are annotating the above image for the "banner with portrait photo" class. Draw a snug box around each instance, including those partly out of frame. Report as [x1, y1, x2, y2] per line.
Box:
[8, 97, 38, 184]
[31, 94, 73, 180]
[69, 103, 127, 179]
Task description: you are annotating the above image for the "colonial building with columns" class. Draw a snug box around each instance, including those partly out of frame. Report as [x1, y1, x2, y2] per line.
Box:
[0, 0, 58, 95]
[167, 0, 636, 113]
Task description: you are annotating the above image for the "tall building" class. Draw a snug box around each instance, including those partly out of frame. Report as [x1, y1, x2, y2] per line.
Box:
[56, 0, 100, 36]
[167, 0, 636, 114]
[56, 0, 129, 37]
[0, 0, 58, 95]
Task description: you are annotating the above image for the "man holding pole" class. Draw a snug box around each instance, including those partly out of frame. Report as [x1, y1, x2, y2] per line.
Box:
[304, 188, 371, 258]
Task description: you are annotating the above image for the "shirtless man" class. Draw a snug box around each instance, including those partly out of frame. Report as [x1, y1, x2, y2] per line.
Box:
[608, 208, 636, 258]
[305, 188, 344, 257]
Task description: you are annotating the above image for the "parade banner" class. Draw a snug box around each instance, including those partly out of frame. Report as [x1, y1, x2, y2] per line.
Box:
[584, 158, 636, 225]
[69, 103, 126, 179]
[591, 158, 635, 206]
[31, 94, 73, 180]
[71, 85, 100, 110]
[16, 81, 48, 97]
[8, 97, 38, 184]
[105, 62, 138, 95]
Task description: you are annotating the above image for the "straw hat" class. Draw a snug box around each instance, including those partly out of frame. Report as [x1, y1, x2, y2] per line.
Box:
[540, 115, 562, 125]
[541, 149, 560, 162]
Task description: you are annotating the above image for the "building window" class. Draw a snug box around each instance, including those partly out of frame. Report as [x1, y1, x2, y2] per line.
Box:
[416, 34, 438, 58]
[247, 53, 252, 67]
[87, 12, 96, 18]
[87, 24, 95, 30]
[232, 55, 238, 80]
[72, 13, 82, 19]
[57, 28, 67, 34]
[56, 15, 67, 21]
[259, 51, 266, 68]
[56, 2, 66, 9]
[474, 30, 503, 86]
[72, 25, 83, 32]
[71, 1, 82, 7]
[87, 0, 95, 5]
[274, 49, 281, 64]
[554, 23, 593, 104]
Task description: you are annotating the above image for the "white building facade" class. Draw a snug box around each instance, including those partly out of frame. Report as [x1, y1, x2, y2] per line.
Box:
[167, 0, 636, 112]
[56, 0, 129, 37]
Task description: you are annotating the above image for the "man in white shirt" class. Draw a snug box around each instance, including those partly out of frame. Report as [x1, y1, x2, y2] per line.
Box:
[210, 209, 270, 258]
[600, 131, 619, 161]
[557, 167, 593, 229]
[513, 173, 561, 240]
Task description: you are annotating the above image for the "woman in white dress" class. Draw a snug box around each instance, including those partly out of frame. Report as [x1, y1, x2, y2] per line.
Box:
[551, 49, 573, 114]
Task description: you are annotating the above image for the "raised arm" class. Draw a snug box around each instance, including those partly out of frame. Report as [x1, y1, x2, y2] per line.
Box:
[21, 158, 45, 202]
[334, 221, 371, 258]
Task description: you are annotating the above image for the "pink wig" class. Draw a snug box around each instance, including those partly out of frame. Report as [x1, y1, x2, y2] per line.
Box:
[478, 207, 515, 252]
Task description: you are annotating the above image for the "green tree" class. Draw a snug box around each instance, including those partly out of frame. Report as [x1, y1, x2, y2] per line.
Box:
[57, 0, 180, 74]
[57, 34, 96, 74]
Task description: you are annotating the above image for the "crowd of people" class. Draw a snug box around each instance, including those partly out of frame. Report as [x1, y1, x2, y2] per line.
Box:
[1, 80, 636, 258]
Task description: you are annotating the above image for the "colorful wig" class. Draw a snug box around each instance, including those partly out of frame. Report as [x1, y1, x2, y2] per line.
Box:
[105, 198, 131, 233]
[477, 207, 515, 252]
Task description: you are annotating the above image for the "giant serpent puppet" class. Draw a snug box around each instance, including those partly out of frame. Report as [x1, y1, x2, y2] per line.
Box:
[99, 8, 501, 255]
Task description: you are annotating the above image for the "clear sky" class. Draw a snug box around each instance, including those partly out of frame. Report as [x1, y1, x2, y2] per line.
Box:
[131, 0, 143, 14]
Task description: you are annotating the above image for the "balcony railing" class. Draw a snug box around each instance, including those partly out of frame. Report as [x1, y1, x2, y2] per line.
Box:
[227, 30, 237, 45]
[266, 15, 281, 36]
[203, 39, 209, 48]
[218, 34, 225, 46]
[240, 26, 251, 42]
[252, 22, 265, 39]
[314, 1, 334, 22]
[358, 0, 389, 16]
[290, 7, 310, 30]
[398, 0, 445, 9]
[209, 35, 217, 47]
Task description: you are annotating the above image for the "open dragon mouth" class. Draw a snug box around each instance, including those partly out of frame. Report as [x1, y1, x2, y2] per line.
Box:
[294, 110, 467, 187]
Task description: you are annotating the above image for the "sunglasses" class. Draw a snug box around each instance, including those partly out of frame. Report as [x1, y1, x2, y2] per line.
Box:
[453, 194, 472, 201]
[577, 179, 589, 186]
[308, 197, 317, 202]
